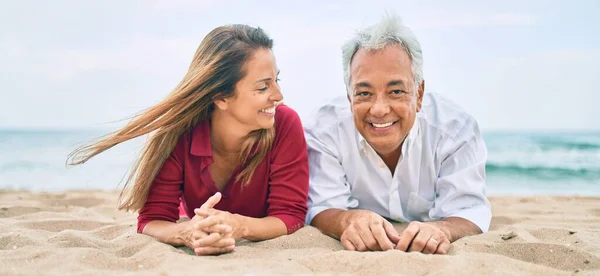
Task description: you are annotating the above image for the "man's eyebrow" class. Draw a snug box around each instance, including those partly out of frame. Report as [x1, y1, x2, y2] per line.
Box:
[354, 82, 372, 89]
[388, 80, 405, 86]
[354, 80, 406, 89]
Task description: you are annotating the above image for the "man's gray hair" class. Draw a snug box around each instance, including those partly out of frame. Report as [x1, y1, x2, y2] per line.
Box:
[342, 13, 423, 96]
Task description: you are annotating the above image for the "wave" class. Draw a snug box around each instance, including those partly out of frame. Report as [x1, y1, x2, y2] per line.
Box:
[534, 138, 600, 151]
[486, 163, 600, 181]
[483, 132, 600, 152]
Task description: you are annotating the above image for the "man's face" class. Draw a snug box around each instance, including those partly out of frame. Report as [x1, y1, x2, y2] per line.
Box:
[348, 44, 424, 157]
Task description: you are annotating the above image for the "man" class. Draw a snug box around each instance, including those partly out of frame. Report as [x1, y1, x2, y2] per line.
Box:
[304, 14, 491, 255]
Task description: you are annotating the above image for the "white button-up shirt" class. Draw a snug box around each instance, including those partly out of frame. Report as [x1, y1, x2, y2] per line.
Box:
[304, 93, 492, 232]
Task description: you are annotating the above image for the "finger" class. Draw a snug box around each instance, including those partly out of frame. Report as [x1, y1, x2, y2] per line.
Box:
[370, 220, 394, 251]
[408, 230, 431, 252]
[211, 237, 236, 248]
[192, 229, 207, 241]
[344, 229, 367, 252]
[194, 245, 234, 256]
[198, 192, 222, 211]
[206, 224, 233, 235]
[354, 232, 370, 252]
[194, 209, 218, 218]
[358, 222, 380, 251]
[341, 238, 356, 251]
[222, 231, 233, 239]
[396, 222, 420, 252]
[421, 236, 440, 254]
[193, 216, 223, 230]
[383, 220, 401, 245]
[194, 232, 223, 247]
[435, 241, 452, 254]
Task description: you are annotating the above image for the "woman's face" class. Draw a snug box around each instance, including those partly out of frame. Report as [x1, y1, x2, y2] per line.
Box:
[216, 48, 283, 132]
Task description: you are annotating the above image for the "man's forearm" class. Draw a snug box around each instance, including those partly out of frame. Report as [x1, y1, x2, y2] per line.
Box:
[427, 217, 482, 242]
[310, 208, 351, 239]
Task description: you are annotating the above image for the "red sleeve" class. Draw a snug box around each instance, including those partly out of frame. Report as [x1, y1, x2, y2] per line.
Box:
[136, 135, 186, 233]
[267, 105, 309, 234]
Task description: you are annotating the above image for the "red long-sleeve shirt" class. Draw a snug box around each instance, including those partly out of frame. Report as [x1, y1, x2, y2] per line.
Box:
[137, 105, 309, 234]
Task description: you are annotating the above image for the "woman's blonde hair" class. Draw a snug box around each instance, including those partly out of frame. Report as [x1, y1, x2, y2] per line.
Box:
[67, 25, 275, 211]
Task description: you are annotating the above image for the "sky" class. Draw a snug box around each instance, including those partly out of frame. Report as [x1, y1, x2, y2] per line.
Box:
[0, 0, 599, 131]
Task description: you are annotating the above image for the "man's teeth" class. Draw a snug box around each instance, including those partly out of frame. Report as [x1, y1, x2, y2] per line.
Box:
[259, 107, 275, 114]
[371, 122, 393, 128]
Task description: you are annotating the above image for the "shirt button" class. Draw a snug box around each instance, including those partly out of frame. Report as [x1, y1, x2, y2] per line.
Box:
[380, 164, 385, 168]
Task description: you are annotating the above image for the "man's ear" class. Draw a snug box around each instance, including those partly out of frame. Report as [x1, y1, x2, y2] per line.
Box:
[416, 80, 425, 112]
[346, 92, 355, 113]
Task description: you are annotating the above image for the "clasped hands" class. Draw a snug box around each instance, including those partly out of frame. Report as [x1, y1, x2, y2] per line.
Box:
[183, 192, 242, 256]
[339, 210, 451, 254]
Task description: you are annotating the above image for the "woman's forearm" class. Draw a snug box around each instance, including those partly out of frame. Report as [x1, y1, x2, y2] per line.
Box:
[142, 215, 288, 244]
[142, 220, 192, 247]
[235, 215, 288, 241]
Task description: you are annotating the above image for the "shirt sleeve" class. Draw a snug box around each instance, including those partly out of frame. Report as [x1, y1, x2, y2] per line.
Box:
[267, 106, 310, 234]
[304, 118, 359, 225]
[430, 118, 492, 232]
[136, 137, 185, 234]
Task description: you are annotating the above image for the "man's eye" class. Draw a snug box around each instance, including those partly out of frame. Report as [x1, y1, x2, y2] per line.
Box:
[392, 90, 406, 95]
[356, 91, 370, 97]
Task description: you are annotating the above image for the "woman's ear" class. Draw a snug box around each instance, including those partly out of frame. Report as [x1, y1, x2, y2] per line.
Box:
[214, 97, 229, 111]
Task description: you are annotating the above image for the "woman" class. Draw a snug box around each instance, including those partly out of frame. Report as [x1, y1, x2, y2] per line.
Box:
[68, 25, 309, 256]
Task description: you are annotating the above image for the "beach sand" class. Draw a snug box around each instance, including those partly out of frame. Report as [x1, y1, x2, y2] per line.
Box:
[1, 191, 599, 275]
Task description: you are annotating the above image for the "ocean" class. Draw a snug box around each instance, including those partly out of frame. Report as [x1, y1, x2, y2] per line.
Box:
[0, 129, 598, 196]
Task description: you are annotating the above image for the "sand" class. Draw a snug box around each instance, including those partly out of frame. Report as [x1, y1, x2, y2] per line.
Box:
[1, 191, 599, 275]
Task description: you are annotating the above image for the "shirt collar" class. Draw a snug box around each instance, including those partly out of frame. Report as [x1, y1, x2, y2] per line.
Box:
[190, 119, 212, 157]
[357, 118, 420, 154]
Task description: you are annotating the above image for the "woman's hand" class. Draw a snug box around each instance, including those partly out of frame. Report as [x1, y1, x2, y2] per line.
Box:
[194, 193, 246, 239]
[182, 192, 236, 255]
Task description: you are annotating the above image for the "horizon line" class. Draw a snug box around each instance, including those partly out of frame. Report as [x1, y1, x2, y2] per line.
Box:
[1, 126, 599, 133]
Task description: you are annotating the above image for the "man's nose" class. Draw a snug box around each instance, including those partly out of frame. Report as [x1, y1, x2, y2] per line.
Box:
[369, 97, 390, 117]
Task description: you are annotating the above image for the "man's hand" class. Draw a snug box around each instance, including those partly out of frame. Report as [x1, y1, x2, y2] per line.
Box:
[339, 210, 400, 251]
[395, 221, 451, 254]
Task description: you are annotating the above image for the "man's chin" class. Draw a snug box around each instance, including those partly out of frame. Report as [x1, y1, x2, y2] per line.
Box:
[368, 141, 402, 155]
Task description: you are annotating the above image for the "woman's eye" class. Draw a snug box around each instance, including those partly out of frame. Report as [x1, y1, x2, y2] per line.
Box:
[258, 86, 268, 92]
